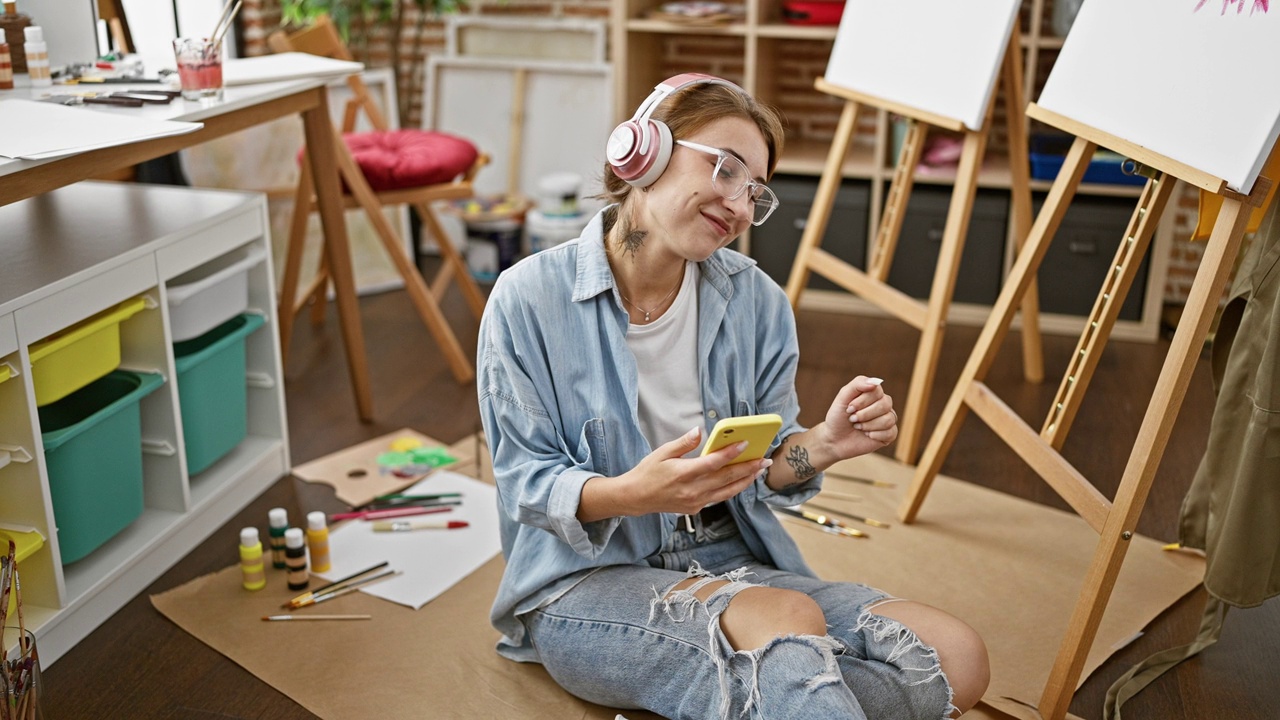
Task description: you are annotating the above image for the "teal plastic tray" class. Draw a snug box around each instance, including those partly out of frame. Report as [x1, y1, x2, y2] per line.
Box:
[39, 370, 164, 564]
[173, 312, 265, 475]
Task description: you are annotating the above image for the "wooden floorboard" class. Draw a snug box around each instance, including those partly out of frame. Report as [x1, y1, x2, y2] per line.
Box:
[42, 275, 1279, 719]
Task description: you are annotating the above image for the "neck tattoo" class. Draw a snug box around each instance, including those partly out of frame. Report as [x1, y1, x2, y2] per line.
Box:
[619, 272, 683, 323]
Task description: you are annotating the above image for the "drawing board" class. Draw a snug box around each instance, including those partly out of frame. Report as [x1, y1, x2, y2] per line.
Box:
[1037, 0, 1280, 193]
[823, 0, 1021, 130]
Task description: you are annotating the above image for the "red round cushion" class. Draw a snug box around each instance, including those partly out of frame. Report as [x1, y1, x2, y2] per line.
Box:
[298, 129, 479, 193]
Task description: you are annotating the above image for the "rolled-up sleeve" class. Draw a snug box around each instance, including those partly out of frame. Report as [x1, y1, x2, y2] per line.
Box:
[478, 281, 622, 559]
[750, 275, 823, 506]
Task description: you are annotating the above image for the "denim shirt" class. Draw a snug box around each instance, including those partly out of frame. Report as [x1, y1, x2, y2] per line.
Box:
[477, 207, 823, 660]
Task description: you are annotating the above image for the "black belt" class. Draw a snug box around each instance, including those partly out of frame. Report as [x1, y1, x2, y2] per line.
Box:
[683, 502, 730, 532]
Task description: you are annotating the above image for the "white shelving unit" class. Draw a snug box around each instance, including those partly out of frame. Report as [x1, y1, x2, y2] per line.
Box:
[0, 181, 290, 665]
[611, 0, 1175, 341]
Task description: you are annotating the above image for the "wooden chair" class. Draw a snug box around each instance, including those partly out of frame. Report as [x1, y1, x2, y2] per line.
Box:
[268, 16, 489, 383]
[96, 0, 134, 54]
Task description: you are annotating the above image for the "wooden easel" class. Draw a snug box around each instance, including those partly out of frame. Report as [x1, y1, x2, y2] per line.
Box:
[786, 25, 1043, 465]
[897, 101, 1273, 719]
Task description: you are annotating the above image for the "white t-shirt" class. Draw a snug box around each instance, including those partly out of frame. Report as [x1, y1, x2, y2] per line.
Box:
[627, 261, 703, 455]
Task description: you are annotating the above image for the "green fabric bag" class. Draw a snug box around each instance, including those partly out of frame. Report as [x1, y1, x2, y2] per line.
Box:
[1105, 197, 1280, 718]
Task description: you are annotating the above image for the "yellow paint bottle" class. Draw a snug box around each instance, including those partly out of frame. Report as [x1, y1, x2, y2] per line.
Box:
[239, 527, 266, 591]
[306, 511, 331, 573]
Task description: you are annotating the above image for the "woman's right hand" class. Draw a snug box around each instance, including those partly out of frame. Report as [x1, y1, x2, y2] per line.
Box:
[578, 427, 771, 523]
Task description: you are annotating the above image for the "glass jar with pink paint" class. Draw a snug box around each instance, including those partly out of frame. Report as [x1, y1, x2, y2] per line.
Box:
[172, 37, 223, 101]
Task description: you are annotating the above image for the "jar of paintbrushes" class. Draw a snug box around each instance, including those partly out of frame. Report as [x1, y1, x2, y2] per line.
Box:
[0, 541, 41, 720]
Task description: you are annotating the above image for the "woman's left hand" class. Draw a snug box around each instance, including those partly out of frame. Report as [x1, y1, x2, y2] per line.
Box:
[820, 376, 897, 460]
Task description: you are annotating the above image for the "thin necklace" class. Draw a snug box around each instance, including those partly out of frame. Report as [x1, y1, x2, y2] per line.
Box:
[619, 272, 682, 323]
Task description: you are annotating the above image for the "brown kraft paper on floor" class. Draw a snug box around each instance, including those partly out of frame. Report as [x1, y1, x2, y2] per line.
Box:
[153, 440, 1202, 719]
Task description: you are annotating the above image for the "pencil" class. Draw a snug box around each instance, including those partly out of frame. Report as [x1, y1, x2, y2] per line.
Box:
[282, 560, 388, 608]
[262, 614, 371, 621]
[330, 505, 454, 522]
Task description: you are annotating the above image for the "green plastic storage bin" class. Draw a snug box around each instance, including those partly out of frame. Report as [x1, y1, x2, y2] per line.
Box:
[173, 312, 265, 475]
[38, 370, 164, 564]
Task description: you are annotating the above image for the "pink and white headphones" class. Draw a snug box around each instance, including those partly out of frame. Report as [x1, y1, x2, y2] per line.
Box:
[606, 73, 747, 189]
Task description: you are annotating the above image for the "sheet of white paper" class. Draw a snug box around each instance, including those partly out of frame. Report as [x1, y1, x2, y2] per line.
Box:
[319, 470, 502, 610]
[0, 99, 202, 160]
[222, 53, 364, 86]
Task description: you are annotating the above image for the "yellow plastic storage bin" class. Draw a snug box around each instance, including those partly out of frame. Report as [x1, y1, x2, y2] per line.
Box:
[29, 296, 148, 407]
[0, 527, 45, 618]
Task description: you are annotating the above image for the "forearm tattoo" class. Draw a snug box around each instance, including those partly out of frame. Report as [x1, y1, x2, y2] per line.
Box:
[785, 442, 817, 482]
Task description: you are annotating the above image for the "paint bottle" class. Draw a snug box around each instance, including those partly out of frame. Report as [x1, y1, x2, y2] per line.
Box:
[22, 25, 47, 87]
[284, 527, 309, 590]
[0, 29, 13, 90]
[268, 507, 288, 569]
[305, 511, 331, 573]
[238, 527, 266, 591]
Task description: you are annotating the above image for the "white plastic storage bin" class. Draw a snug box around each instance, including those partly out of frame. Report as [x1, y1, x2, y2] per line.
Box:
[165, 247, 266, 342]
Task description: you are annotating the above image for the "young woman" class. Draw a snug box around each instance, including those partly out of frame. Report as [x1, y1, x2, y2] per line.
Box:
[477, 74, 989, 719]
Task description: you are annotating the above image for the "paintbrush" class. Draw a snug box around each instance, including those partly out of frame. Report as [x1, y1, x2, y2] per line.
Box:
[824, 468, 896, 488]
[802, 501, 890, 529]
[210, 0, 243, 47]
[773, 506, 867, 538]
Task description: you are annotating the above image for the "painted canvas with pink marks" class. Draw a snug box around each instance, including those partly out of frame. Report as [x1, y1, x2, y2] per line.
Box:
[1038, 0, 1280, 192]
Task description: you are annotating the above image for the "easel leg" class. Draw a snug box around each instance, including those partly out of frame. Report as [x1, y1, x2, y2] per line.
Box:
[301, 88, 374, 421]
[899, 137, 1095, 522]
[415, 202, 488, 320]
[895, 127, 987, 464]
[867, 119, 927, 282]
[1037, 197, 1254, 720]
[332, 143, 476, 384]
[1040, 174, 1176, 447]
[1001, 21, 1044, 384]
[785, 101, 859, 307]
[277, 155, 314, 369]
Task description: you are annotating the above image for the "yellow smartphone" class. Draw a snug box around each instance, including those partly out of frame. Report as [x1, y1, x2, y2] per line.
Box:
[700, 413, 783, 464]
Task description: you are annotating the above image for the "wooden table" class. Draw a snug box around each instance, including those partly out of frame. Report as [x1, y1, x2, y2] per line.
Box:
[0, 63, 377, 420]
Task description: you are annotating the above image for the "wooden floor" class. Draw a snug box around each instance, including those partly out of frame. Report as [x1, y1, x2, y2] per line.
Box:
[43, 275, 1280, 719]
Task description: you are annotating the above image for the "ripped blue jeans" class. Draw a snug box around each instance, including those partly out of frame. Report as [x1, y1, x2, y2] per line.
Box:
[519, 514, 955, 720]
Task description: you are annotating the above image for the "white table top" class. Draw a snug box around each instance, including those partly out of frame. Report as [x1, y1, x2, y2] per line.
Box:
[0, 53, 362, 179]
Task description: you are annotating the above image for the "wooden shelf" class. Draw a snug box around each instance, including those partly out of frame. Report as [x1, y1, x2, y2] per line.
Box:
[778, 138, 878, 177]
[755, 24, 839, 40]
[0, 182, 291, 665]
[625, 19, 750, 36]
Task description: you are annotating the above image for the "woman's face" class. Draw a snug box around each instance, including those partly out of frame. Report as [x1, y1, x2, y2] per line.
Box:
[634, 115, 770, 262]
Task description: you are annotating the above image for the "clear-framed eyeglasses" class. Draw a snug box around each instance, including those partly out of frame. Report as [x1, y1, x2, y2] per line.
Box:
[675, 140, 779, 226]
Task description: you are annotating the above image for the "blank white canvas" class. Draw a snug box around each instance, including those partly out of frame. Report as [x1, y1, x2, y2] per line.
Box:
[1038, 0, 1280, 193]
[425, 58, 612, 200]
[34, 0, 100, 67]
[824, 0, 1021, 131]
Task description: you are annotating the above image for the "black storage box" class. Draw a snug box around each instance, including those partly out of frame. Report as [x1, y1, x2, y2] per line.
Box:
[750, 175, 870, 292]
[886, 186, 1009, 306]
